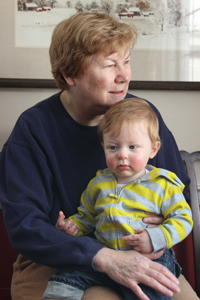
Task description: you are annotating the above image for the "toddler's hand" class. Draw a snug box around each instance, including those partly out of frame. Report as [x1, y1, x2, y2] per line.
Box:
[56, 211, 78, 236]
[123, 228, 153, 254]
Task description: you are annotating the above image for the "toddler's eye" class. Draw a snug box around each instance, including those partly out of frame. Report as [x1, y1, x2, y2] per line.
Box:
[110, 146, 117, 150]
[129, 145, 136, 149]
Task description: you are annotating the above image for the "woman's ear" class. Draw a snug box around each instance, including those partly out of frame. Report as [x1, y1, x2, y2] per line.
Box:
[101, 142, 104, 149]
[62, 72, 75, 86]
[150, 141, 161, 159]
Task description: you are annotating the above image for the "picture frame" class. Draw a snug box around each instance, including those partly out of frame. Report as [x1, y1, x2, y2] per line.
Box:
[0, 0, 200, 90]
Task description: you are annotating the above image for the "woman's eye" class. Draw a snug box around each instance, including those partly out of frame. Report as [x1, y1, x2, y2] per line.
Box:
[124, 59, 130, 65]
[129, 145, 136, 149]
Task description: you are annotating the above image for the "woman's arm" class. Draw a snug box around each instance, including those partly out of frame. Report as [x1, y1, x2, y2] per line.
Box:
[0, 141, 104, 270]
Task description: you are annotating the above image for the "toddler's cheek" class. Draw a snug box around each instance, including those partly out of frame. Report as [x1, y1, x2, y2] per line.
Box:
[131, 155, 146, 170]
[106, 156, 115, 170]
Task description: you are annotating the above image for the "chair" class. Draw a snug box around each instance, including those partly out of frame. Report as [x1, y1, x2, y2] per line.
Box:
[0, 207, 17, 300]
[179, 151, 200, 297]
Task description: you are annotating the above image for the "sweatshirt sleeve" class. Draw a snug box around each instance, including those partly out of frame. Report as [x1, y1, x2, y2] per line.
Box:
[146, 185, 193, 252]
[0, 120, 104, 271]
[68, 182, 97, 237]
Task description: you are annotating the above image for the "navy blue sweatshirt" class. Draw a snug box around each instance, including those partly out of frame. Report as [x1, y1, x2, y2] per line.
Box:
[0, 92, 190, 270]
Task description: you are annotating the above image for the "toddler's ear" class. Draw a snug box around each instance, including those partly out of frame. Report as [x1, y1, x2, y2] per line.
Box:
[150, 141, 161, 159]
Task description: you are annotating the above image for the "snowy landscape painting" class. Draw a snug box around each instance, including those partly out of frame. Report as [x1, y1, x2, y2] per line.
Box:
[0, 0, 200, 86]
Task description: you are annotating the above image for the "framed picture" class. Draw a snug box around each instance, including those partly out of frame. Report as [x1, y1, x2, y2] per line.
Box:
[0, 0, 200, 90]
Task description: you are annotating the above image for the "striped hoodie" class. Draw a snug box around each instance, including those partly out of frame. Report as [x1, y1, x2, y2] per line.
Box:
[68, 165, 193, 252]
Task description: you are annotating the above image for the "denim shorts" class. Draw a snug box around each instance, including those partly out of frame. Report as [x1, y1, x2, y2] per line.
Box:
[42, 249, 181, 300]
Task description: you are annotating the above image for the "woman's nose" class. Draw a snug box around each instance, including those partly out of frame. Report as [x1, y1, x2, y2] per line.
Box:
[115, 66, 130, 83]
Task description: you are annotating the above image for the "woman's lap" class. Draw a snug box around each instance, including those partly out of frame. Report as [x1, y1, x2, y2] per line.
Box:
[171, 274, 199, 300]
[11, 254, 59, 300]
[11, 255, 199, 300]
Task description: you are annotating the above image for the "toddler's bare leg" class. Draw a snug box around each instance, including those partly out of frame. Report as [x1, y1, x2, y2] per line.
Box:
[82, 286, 123, 300]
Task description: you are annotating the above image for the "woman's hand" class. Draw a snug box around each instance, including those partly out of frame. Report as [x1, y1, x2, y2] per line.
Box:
[93, 248, 180, 300]
[143, 212, 165, 228]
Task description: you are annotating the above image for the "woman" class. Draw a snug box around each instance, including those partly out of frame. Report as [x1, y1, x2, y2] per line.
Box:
[0, 12, 198, 300]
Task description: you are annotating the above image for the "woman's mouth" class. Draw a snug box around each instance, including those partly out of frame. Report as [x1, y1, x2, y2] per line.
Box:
[110, 90, 124, 96]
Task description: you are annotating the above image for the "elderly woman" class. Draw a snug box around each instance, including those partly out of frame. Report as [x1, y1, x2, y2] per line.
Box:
[0, 12, 198, 300]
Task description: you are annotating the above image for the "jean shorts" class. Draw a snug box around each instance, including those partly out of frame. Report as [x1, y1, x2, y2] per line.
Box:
[42, 248, 181, 300]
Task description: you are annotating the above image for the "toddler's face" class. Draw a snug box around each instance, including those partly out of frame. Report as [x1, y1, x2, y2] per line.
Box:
[103, 121, 159, 184]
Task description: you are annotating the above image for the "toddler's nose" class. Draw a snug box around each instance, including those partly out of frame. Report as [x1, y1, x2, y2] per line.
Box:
[118, 150, 128, 160]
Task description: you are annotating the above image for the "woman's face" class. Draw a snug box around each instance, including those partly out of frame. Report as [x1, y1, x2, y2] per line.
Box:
[71, 47, 132, 116]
